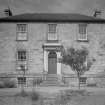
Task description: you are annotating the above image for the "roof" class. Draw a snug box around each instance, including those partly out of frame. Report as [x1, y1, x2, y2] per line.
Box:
[0, 13, 105, 23]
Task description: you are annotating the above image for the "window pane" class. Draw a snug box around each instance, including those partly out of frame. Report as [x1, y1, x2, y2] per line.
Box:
[48, 24, 58, 40]
[17, 50, 26, 61]
[17, 33, 27, 40]
[17, 24, 27, 32]
[79, 24, 86, 34]
[48, 33, 57, 40]
[48, 24, 57, 33]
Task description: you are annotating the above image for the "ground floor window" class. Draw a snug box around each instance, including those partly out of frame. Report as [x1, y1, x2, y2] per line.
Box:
[17, 50, 27, 61]
[17, 77, 26, 85]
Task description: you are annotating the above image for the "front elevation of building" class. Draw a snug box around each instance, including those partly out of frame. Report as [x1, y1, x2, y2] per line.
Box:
[0, 13, 105, 87]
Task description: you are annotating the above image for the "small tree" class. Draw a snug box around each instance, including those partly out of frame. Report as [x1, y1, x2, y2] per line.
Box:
[20, 65, 26, 92]
[62, 47, 94, 89]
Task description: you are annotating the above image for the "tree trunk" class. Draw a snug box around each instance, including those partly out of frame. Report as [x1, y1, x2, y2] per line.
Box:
[21, 71, 25, 92]
[78, 76, 80, 90]
[77, 72, 80, 90]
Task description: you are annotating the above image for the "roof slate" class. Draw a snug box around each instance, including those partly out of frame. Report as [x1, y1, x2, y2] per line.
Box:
[0, 13, 105, 23]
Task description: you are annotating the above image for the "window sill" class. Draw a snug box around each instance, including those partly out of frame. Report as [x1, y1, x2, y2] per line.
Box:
[46, 40, 59, 43]
[77, 39, 89, 42]
[16, 60, 27, 62]
[16, 39, 28, 41]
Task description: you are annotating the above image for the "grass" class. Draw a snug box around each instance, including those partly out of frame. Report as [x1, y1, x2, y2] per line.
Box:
[31, 91, 39, 101]
[15, 89, 29, 97]
[55, 89, 105, 105]
[14, 89, 42, 105]
[55, 89, 91, 105]
[15, 89, 40, 101]
[0, 88, 105, 105]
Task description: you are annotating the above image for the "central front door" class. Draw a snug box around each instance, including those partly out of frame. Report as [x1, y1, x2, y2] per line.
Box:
[48, 51, 57, 74]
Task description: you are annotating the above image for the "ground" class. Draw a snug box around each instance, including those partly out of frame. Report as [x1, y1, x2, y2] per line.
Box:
[0, 87, 105, 105]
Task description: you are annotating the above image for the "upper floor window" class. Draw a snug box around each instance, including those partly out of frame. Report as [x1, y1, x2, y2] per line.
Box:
[48, 24, 57, 33]
[78, 23, 87, 41]
[16, 24, 28, 41]
[17, 50, 27, 61]
[47, 24, 58, 41]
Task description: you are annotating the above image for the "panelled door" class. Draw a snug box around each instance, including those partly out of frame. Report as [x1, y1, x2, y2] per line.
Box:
[48, 51, 57, 74]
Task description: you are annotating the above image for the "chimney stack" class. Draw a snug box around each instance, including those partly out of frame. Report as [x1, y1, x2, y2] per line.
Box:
[93, 9, 101, 18]
[4, 8, 12, 17]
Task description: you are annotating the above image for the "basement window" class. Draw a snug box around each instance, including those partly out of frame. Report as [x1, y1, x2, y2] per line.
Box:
[17, 77, 26, 85]
[80, 77, 87, 84]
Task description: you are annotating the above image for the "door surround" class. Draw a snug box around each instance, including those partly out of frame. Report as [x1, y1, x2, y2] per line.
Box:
[43, 43, 62, 75]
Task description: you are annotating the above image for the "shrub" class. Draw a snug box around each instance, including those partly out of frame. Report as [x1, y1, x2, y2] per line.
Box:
[4, 80, 16, 88]
[55, 91, 71, 105]
[0, 81, 5, 88]
[0, 78, 16, 88]
[64, 89, 90, 96]
[30, 91, 40, 101]
[55, 89, 91, 104]
[87, 83, 97, 87]
[15, 90, 40, 101]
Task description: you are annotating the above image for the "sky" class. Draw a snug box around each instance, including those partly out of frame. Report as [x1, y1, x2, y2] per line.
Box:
[0, 0, 105, 18]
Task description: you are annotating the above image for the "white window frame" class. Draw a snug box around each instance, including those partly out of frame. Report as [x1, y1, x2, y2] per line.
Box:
[16, 49, 28, 71]
[80, 77, 87, 84]
[78, 23, 87, 41]
[17, 50, 27, 61]
[17, 77, 26, 85]
[47, 23, 58, 41]
[48, 24, 57, 33]
[16, 24, 28, 41]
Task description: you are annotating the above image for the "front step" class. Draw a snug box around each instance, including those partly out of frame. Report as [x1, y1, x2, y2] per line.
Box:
[46, 74, 58, 81]
[40, 74, 65, 86]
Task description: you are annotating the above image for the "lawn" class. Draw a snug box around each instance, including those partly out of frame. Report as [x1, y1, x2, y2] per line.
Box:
[55, 89, 105, 105]
[0, 87, 105, 105]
